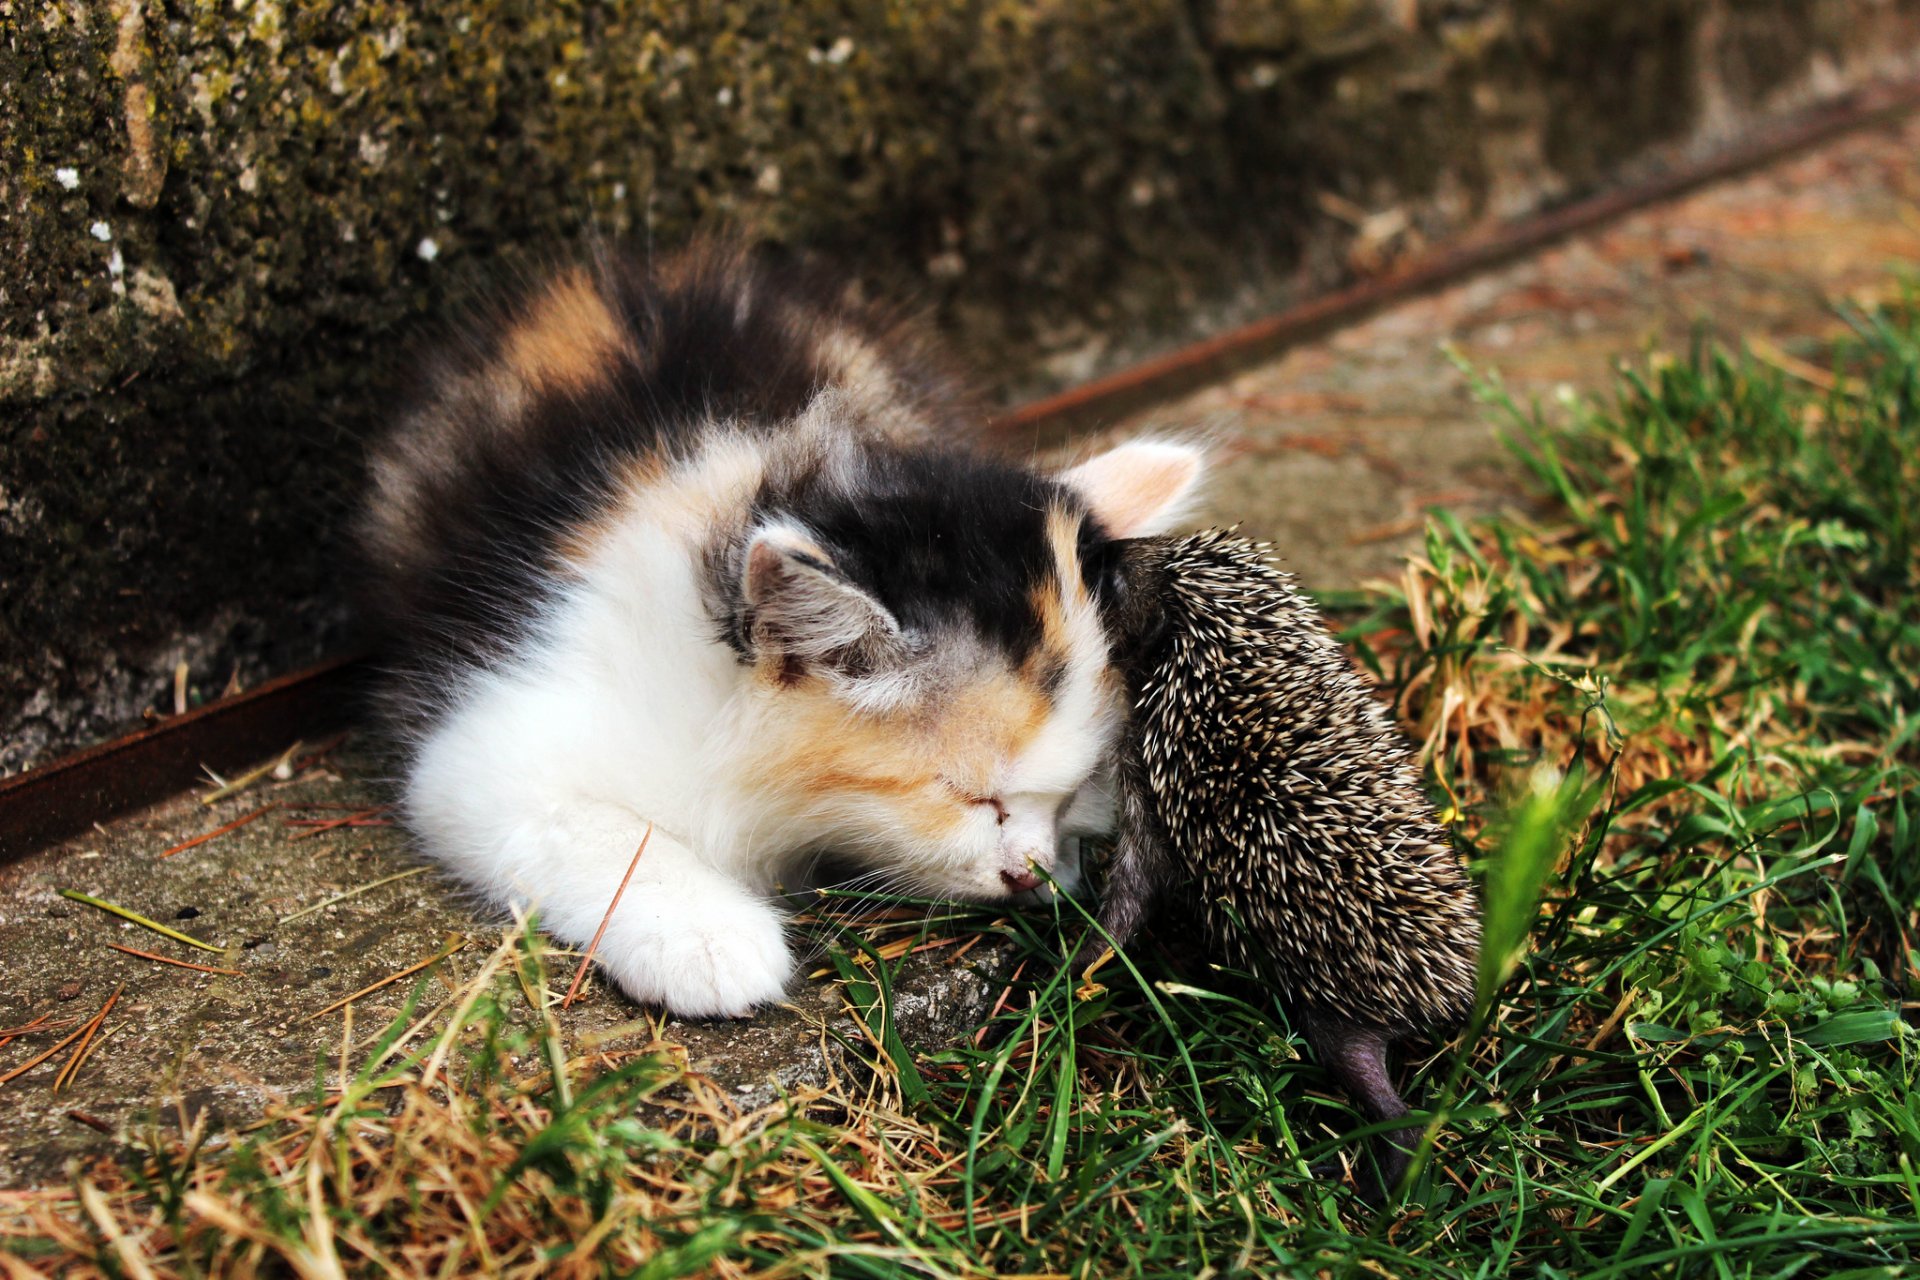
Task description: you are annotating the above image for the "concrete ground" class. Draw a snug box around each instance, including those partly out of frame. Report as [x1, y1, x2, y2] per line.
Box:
[0, 746, 1017, 1185]
[4, 113, 1918, 1187]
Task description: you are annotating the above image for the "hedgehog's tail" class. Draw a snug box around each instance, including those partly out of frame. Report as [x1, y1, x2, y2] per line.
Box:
[1301, 1013, 1420, 1204]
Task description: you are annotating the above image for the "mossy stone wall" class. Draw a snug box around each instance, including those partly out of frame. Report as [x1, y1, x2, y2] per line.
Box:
[3, 0, 1917, 771]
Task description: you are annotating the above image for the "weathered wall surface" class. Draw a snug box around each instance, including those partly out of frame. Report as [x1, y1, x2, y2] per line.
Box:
[3, 0, 1918, 773]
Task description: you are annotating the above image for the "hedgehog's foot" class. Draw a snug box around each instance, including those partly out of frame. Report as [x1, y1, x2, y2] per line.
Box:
[1301, 1013, 1419, 1204]
[1307, 1135, 1414, 1207]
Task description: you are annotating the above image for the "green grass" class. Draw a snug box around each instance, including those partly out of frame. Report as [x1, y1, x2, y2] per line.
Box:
[6, 295, 1918, 1277]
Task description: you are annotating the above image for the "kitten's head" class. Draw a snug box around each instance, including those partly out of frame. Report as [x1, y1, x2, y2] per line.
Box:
[715, 435, 1204, 900]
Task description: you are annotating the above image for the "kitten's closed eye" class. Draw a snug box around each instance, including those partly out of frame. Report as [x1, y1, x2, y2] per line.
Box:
[940, 777, 1008, 823]
[969, 794, 1010, 824]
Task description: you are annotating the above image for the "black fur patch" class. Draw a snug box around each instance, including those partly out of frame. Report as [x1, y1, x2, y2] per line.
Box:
[722, 442, 1079, 665]
[358, 243, 1092, 730]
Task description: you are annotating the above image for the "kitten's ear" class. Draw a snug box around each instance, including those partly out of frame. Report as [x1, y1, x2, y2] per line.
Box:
[1058, 439, 1206, 538]
[742, 524, 903, 676]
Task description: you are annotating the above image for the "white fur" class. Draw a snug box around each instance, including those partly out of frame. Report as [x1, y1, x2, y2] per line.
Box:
[402, 413, 1202, 1017]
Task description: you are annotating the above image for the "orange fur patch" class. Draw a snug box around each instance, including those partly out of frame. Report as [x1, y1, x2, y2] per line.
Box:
[1028, 504, 1092, 678]
[806, 769, 938, 801]
[813, 326, 937, 440]
[749, 662, 1056, 844]
[502, 268, 633, 394]
[942, 669, 1052, 769]
[753, 689, 958, 841]
[554, 433, 771, 571]
[1046, 505, 1090, 605]
[551, 451, 670, 569]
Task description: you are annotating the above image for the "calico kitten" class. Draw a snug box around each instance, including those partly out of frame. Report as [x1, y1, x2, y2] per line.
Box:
[359, 244, 1203, 1017]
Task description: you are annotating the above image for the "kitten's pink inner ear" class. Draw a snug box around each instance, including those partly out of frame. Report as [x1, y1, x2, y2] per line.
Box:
[742, 525, 903, 668]
[743, 528, 833, 606]
[744, 538, 792, 606]
[1059, 441, 1205, 538]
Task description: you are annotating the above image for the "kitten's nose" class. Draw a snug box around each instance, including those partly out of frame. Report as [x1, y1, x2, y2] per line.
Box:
[1000, 868, 1043, 894]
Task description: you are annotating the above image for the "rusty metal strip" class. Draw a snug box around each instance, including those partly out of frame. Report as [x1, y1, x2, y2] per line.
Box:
[7, 75, 1920, 863]
[993, 75, 1920, 446]
[0, 656, 367, 863]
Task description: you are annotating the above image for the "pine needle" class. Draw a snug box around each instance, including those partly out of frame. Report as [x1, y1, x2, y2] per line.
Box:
[285, 804, 392, 842]
[0, 1013, 71, 1050]
[104, 943, 242, 976]
[563, 824, 653, 1009]
[159, 803, 278, 858]
[59, 890, 224, 953]
[305, 937, 468, 1022]
[277, 866, 433, 925]
[0, 1025, 89, 1087]
[53, 985, 123, 1093]
[197, 740, 304, 806]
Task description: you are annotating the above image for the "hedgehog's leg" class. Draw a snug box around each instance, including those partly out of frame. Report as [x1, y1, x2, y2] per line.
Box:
[1077, 759, 1169, 970]
[1301, 1014, 1419, 1203]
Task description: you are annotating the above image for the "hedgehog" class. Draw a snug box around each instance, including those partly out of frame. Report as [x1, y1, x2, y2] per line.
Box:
[1089, 527, 1481, 1198]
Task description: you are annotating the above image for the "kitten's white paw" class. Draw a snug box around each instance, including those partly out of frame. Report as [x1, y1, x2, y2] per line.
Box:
[595, 896, 794, 1019]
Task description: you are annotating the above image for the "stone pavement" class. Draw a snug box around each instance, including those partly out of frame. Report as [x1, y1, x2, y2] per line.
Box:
[1100, 111, 1920, 590]
[4, 112, 1919, 1186]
